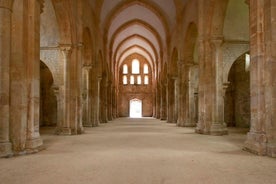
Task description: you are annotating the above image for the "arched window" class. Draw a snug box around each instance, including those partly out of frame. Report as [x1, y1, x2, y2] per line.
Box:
[137, 75, 141, 85]
[245, 54, 250, 72]
[123, 76, 128, 85]
[144, 64, 149, 74]
[123, 64, 128, 74]
[144, 76, 149, 85]
[132, 59, 140, 74]
[130, 75, 135, 84]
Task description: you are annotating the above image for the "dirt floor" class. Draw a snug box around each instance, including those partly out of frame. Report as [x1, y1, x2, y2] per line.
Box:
[0, 118, 275, 184]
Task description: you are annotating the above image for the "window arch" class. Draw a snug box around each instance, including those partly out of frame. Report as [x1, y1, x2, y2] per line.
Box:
[144, 64, 149, 74]
[130, 75, 135, 84]
[137, 75, 141, 85]
[123, 76, 128, 85]
[123, 64, 128, 74]
[132, 59, 140, 74]
[144, 76, 149, 85]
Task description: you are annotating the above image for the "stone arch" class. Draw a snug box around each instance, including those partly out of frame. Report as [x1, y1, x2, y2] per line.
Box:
[170, 48, 178, 77]
[82, 27, 93, 66]
[179, 22, 199, 127]
[40, 61, 57, 127]
[103, 0, 170, 38]
[51, 0, 77, 44]
[81, 27, 94, 127]
[224, 52, 250, 128]
[183, 22, 198, 64]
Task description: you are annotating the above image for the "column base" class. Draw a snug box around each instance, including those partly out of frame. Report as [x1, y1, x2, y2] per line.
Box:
[267, 142, 276, 158]
[0, 142, 13, 158]
[77, 127, 85, 134]
[195, 127, 209, 134]
[177, 121, 184, 127]
[25, 138, 44, 154]
[244, 132, 267, 156]
[210, 122, 228, 136]
[183, 120, 197, 127]
[83, 124, 93, 127]
[55, 127, 72, 135]
[195, 121, 207, 134]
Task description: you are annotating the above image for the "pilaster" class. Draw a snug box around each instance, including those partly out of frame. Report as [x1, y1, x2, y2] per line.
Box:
[25, 0, 44, 151]
[0, 0, 13, 157]
[160, 81, 167, 120]
[56, 44, 73, 135]
[209, 38, 228, 135]
[167, 76, 177, 124]
[82, 65, 92, 127]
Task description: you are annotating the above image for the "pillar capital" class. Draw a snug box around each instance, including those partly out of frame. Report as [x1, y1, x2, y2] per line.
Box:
[210, 36, 224, 49]
[82, 65, 92, 70]
[0, 0, 14, 11]
[37, 0, 45, 13]
[59, 44, 72, 58]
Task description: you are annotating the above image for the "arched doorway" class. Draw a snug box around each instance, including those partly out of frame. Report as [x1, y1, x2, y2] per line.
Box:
[130, 99, 142, 118]
[40, 61, 57, 127]
[224, 53, 250, 128]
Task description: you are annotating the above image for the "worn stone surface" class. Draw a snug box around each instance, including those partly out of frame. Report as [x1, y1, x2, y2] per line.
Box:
[1, 118, 276, 184]
[1, 0, 276, 159]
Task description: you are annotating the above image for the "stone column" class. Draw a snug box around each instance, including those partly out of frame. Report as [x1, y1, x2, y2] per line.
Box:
[56, 45, 72, 135]
[167, 76, 176, 123]
[177, 61, 188, 127]
[209, 38, 228, 135]
[112, 85, 117, 118]
[155, 83, 161, 119]
[160, 82, 167, 120]
[245, 0, 276, 157]
[107, 81, 113, 121]
[25, 0, 44, 150]
[245, 0, 267, 155]
[265, 0, 276, 157]
[94, 77, 102, 126]
[100, 78, 108, 123]
[186, 72, 197, 127]
[195, 38, 207, 134]
[0, 0, 13, 157]
[82, 65, 92, 127]
[194, 88, 199, 125]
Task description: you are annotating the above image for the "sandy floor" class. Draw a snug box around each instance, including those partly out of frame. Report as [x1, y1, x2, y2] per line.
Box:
[0, 118, 275, 184]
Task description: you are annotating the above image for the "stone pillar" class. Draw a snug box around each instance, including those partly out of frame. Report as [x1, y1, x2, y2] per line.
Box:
[107, 81, 113, 121]
[112, 85, 117, 118]
[244, 0, 266, 155]
[160, 82, 167, 120]
[245, 0, 276, 157]
[177, 61, 184, 126]
[194, 88, 199, 125]
[195, 38, 207, 134]
[25, 0, 44, 151]
[167, 76, 177, 123]
[82, 65, 92, 127]
[94, 77, 102, 126]
[155, 83, 161, 119]
[56, 45, 72, 135]
[265, 0, 276, 157]
[0, 0, 13, 157]
[186, 72, 197, 127]
[209, 38, 228, 135]
[100, 78, 108, 123]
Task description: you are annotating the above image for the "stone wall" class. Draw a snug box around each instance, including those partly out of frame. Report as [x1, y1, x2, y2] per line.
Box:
[118, 54, 153, 117]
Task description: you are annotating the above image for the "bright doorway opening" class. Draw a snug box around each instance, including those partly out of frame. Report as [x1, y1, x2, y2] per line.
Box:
[129, 99, 142, 118]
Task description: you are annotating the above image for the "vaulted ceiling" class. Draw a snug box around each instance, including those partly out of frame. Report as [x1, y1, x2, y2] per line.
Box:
[89, 0, 188, 76]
